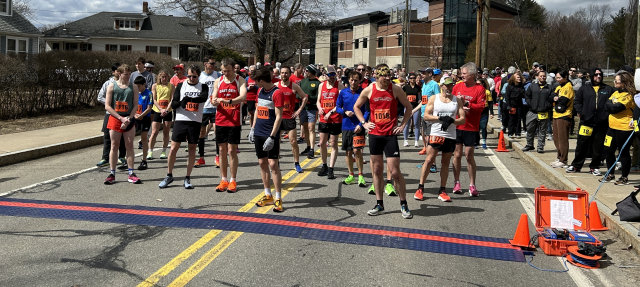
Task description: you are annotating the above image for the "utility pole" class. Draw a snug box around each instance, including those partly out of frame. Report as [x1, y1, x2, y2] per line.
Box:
[403, 3, 408, 70]
[481, 0, 490, 69]
[475, 0, 482, 67]
[636, 0, 640, 68]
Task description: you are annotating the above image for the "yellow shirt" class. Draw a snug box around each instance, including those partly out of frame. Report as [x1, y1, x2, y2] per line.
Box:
[553, 82, 574, 119]
[152, 83, 174, 113]
[593, 86, 600, 108]
[484, 89, 492, 107]
[608, 91, 635, 131]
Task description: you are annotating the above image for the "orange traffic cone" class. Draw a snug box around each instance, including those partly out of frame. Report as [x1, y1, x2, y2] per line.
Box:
[509, 214, 535, 248]
[495, 130, 509, 152]
[588, 201, 609, 231]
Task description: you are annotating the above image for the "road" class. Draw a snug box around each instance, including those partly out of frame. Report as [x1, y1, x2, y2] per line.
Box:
[0, 129, 639, 287]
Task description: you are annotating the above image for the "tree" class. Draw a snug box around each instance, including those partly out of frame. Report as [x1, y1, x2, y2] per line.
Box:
[502, 0, 546, 29]
[604, 8, 627, 69]
[13, 0, 36, 21]
[625, 0, 638, 67]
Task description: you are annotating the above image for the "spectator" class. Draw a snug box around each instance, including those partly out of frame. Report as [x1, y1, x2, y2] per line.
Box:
[523, 70, 553, 153]
[477, 78, 492, 149]
[550, 71, 575, 168]
[505, 71, 525, 138]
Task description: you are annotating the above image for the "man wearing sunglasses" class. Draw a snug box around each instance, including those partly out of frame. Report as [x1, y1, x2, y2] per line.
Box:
[356, 64, 370, 89]
[569, 67, 583, 92]
[316, 65, 345, 179]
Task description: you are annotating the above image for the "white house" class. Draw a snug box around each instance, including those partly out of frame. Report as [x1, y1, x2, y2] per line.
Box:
[43, 2, 205, 60]
[0, 0, 42, 58]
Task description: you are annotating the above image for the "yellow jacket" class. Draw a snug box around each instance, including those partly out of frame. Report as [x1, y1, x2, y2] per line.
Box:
[553, 82, 574, 119]
[608, 91, 635, 131]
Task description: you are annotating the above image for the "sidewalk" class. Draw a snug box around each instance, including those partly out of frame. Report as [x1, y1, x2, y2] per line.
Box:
[487, 116, 640, 255]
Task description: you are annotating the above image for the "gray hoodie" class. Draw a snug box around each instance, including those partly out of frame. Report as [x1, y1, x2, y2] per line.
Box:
[97, 76, 116, 114]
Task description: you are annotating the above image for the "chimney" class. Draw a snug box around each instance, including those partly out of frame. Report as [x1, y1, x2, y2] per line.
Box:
[143, 2, 149, 13]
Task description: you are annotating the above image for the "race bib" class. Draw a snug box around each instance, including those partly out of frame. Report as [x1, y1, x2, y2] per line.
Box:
[115, 101, 129, 113]
[509, 108, 516, 114]
[159, 100, 169, 109]
[578, 126, 593, 137]
[604, 135, 612, 147]
[421, 95, 428, 105]
[321, 99, 335, 110]
[284, 101, 291, 112]
[353, 135, 366, 148]
[635, 120, 639, 132]
[221, 100, 236, 110]
[136, 104, 143, 114]
[257, 106, 269, 119]
[407, 95, 417, 102]
[537, 113, 548, 120]
[185, 102, 199, 112]
[429, 135, 445, 145]
[373, 109, 391, 123]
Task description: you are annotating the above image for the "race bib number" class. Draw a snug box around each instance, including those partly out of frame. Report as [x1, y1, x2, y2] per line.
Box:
[136, 104, 143, 114]
[284, 101, 292, 112]
[257, 106, 269, 119]
[353, 135, 366, 148]
[321, 99, 335, 110]
[407, 95, 417, 102]
[429, 135, 445, 145]
[159, 100, 169, 109]
[185, 102, 199, 112]
[421, 95, 428, 105]
[221, 100, 235, 110]
[537, 113, 548, 120]
[604, 135, 612, 147]
[115, 101, 129, 113]
[373, 109, 391, 123]
[578, 126, 593, 137]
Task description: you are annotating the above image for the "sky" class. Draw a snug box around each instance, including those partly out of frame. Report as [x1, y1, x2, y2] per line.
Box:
[25, 0, 629, 28]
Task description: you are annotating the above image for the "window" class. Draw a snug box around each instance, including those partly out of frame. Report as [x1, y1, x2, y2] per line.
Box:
[354, 39, 359, 49]
[363, 38, 367, 48]
[0, 0, 9, 16]
[120, 45, 131, 51]
[106, 44, 118, 51]
[7, 37, 28, 59]
[159, 46, 171, 56]
[65, 43, 78, 50]
[339, 42, 344, 51]
[81, 43, 92, 51]
[397, 34, 403, 46]
[115, 20, 139, 30]
[378, 37, 384, 48]
[147, 46, 158, 53]
[52, 43, 60, 50]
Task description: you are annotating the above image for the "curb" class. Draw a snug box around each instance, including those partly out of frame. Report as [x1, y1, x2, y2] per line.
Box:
[487, 122, 640, 257]
[0, 135, 103, 167]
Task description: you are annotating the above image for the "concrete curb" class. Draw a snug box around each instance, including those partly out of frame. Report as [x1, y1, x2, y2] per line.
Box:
[487, 122, 640, 257]
[0, 135, 103, 167]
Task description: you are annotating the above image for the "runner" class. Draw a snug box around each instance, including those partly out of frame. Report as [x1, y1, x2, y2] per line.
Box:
[195, 56, 220, 168]
[299, 64, 321, 158]
[250, 67, 286, 212]
[133, 76, 153, 170]
[210, 58, 248, 193]
[316, 65, 345, 179]
[417, 68, 441, 173]
[414, 78, 466, 201]
[103, 64, 141, 184]
[158, 65, 209, 189]
[170, 64, 187, 87]
[97, 63, 126, 167]
[452, 62, 486, 197]
[148, 70, 174, 161]
[246, 65, 258, 135]
[130, 56, 155, 90]
[336, 70, 367, 187]
[403, 73, 421, 148]
[277, 66, 308, 173]
[354, 64, 414, 219]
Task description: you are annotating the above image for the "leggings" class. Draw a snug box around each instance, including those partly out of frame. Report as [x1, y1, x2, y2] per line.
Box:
[480, 114, 489, 141]
[403, 110, 421, 140]
[605, 128, 633, 178]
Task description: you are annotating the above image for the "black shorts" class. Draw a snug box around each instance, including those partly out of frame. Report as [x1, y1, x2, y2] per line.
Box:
[216, 126, 242, 144]
[135, 117, 152, 132]
[202, 113, 216, 126]
[342, 129, 366, 151]
[281, 118, 297, 131]
[247, 100, 256, 112]
[368, 135, 400, 157]
[172, 121, 200, 144]
[428, 137, 456, 153]
[456, 130, 479, 147]
[318, 122, 342, 135]
[254, 136, 280, 159]
[153, 112, 173, 123]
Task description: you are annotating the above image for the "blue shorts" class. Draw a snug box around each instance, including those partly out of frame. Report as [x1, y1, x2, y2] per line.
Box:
[300, 109, 318, 124]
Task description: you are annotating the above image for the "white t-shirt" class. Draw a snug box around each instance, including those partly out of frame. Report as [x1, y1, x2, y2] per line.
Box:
[200, 71, 220, 110]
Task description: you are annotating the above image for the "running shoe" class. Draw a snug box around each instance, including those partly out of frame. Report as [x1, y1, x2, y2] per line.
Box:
[401, 205, 413, 219]
[549, 159, 560, 165]
[159, 152, 167, 159]
[343, 175, 355, 185]
[414, 142, 419, 148]
[215, 155, 220, 168]
[358, 175, 366, 187]
[546, 134, 553, 141]
[482, 144, 487, 149]
[159, 175, 173, 188]
[418, 148, 427, 155]
[283, 134, 289, 139]
[317, 165, 328, 176]
[452, 181, 462, 194]
[367, 204, 385, 216]
[368, 185, 375, 194]
[184, 178, 194, 189]
[96, 159, 109, 167]
[184, 147, 189, 153]
[615, 162, 622, 170]
[438, 189, 452, 202]
[297, 137, 305, 143]
[147, 151, 154, 160]
[327, 169, 336, 179]
[118, 163, 128, 170]
[430, 165, 437, 173]
[228, 181, 237, 193]
[138, 141, 143, 149]
[551, 161, 568, 168]
[385, 183, 397, 196]
[469, 185, 479, 197]
[404, 140, 409, 147]
[216, 180, 229, 192]
[307, 150, 315, 159]
[565, 166, 579, 173]
[614, 177, 629, 185]
[194, 158, 205, 168]
[522, 145, 534, 151]
[273, 199, 284, 212]
[599, 174, 615, 183]
[104, 174, 115, 185]
[295, 163, 303, 173]
[138, 161, 148, 170]
[118, 157, 126, 165]
[414, 187, 424, 201]
[128, 173, 141, 184]
[590, 169, 602, 176]
[256, 194, 274, 207]
[300, 147, 311, 155]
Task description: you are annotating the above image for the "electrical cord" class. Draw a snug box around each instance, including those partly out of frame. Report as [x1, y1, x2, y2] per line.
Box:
[526, 254, 569, 273]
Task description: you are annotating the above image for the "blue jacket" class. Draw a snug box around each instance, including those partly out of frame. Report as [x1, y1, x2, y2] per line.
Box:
[336, 87, 367, 131]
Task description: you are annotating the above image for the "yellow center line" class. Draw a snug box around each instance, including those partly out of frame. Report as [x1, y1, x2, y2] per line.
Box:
[137, 150, 322, 287]
[167, 157, 324, 287]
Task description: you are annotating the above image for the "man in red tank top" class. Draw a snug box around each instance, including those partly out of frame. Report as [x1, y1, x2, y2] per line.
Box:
[316, 65, 345, 179]
[210, 58, 247, 193]
[278, 66, 308, 173]
[245, 65, 258, 130]
[354, 64, 414, 219]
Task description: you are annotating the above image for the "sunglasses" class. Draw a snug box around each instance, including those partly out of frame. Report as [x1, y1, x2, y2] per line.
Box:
[356, 68, 364, 71]
[594, 73, 603, 77]
[327, 73, 336, 77]
[206, 62, 215, 65]
[570, 70, 577, 72]
[187, 75, 198, 79]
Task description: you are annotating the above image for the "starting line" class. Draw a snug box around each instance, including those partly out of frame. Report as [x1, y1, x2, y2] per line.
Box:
[0, 198, 524, 262]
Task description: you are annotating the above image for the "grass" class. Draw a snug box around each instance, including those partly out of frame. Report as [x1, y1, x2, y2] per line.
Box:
[0, 106, 105, 135]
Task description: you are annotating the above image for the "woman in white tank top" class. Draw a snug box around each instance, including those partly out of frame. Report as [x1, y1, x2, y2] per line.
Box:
[430, 93, 459, 139]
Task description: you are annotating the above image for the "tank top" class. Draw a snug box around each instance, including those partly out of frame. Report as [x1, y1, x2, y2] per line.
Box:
[254, 86, 285, 137]
[200, 71, 219, 110]
[369, 82, 398, 136]
[319, 81, 342, 124]
[175, 81, 205, 123]
[277, 81, 297, 119]
[216, 74, 242, 127]
[430, 94, 458, 139]
[152, 83, 173, 113]
[111, 81, 134, 116]
[246, 77, 258, 101]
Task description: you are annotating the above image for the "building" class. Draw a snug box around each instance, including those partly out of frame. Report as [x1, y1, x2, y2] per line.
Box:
[0, 0, 42, 58]
[314, 0, 517, 70]
[43, 2, 205, 61]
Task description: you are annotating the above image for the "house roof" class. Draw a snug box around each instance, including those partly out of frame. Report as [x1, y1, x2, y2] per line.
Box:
[0, 11, 42, 35]
[44, 12, 204, 42]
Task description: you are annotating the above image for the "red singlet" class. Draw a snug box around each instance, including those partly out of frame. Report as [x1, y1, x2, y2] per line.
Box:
[319, 81, 342, 124]
[277, 81, 297, 120]
[216, 75, 242, 127]
[368, 82, 397, 136]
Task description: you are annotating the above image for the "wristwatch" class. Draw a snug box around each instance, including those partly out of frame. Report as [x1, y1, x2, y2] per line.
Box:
[227, 99, 233, 105]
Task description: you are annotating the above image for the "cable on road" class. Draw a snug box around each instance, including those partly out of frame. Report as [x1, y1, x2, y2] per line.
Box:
[526, 254, 569, 273]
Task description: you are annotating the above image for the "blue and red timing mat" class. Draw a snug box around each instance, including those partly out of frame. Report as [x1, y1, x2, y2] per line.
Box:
[0, 198, 524, 262]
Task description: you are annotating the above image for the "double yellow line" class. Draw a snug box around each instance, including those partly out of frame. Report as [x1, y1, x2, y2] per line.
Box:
[138, 151, 323, 287]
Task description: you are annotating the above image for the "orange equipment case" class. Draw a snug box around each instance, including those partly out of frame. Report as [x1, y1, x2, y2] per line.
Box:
[534, 186, 602, 256]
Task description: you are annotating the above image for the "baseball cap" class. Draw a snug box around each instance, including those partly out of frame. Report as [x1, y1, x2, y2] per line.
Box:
[452, 69, 459, 75]
[240, 68, 246, 73]
[326, 65, 337, 74]
[173, 64, 184, 70]
[420, 67, 434, 74]
[532, 62, 540, 67]
[443, 78, 455, 85]
[495, 67, 501, 70]
[144, 63, 154, 68]
[433, 68, 442, 75]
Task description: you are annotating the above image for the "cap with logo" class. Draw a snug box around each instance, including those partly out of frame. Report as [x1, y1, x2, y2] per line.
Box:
[326, 65, 337, 74]
[443, 78, 455, 85]
[173, 63, 184, 70]
[419, 67, 434, 74]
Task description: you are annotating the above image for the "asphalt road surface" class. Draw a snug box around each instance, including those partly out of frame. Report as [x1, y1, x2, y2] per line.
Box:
[1, 128, 639, 287]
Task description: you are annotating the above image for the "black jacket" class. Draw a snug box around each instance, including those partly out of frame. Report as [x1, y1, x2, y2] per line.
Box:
[574, 83, 614, 126]
[505, 83, 526, 108]
[525, 82, 554, 113]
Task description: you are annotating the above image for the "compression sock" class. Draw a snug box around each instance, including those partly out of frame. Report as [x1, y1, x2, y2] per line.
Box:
[198, 138, 205, 157]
